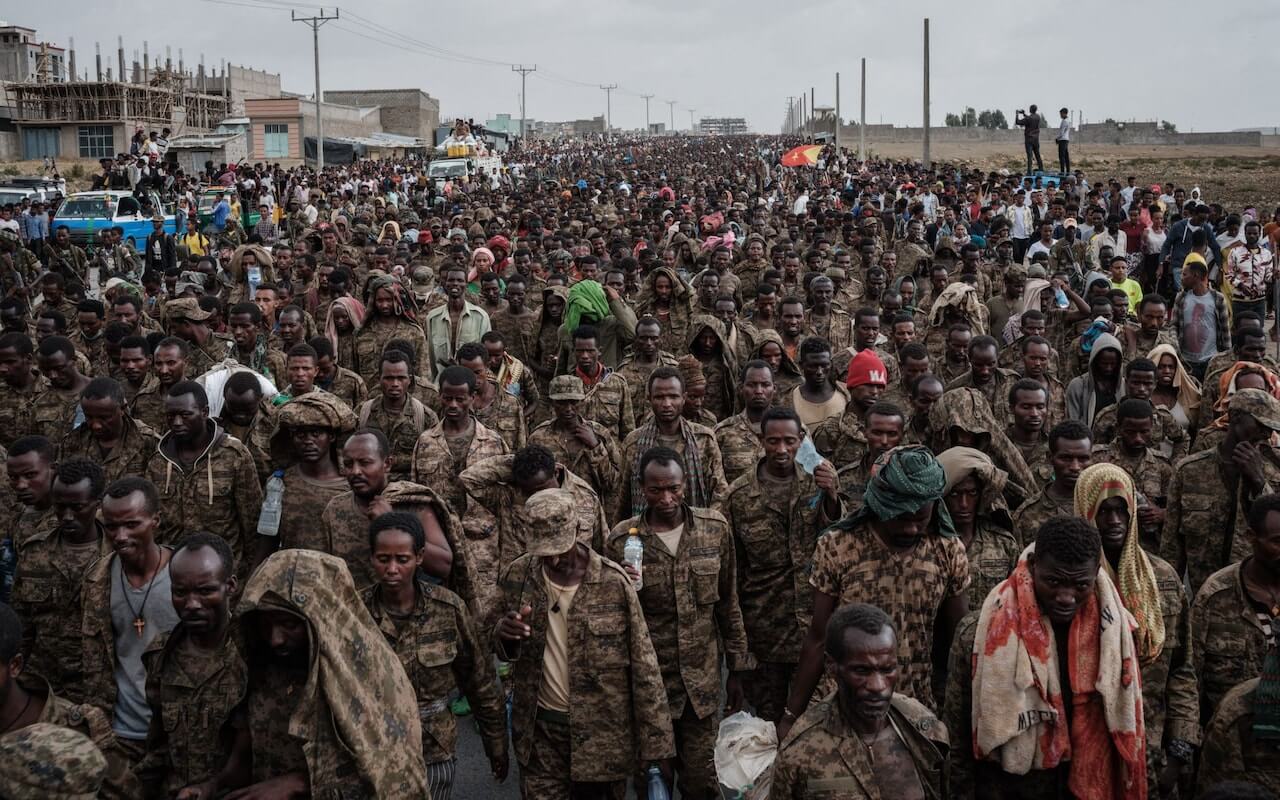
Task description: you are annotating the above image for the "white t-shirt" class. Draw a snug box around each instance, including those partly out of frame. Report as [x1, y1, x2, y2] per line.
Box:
[1057, 119, 1071, 141]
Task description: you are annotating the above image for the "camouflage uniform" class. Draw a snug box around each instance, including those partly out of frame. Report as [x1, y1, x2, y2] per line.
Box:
[714, 412, 765, 487]
[59, 415, 160, 488]
[578, 369, 636, 442]
[472, 380, 527, 451]
[460, 455, 608, 573]
[809, 521, 970, 706]
[185, 333, 236, 378]
[496, 548, 676, 790]
[964, 520, 1020, 611]
[137, 625, 247, 796]
[527, 420, 623, 524]
[1122, 323, 1178, 362]
[618, 420, 729, 520]
[0, 371, 47, 448]
[74, 331, 109, 377]
[276, 466, 350, 554]
[1011, 485, 1076, 547]
[489, 306, 540, 366]
[234, 341, 286, 390]
[30, 384, 83, 442]
[805, 307, 853, 352]
[127, 374, 167, 434]
[811, 410, 868, 472]
[355, 396, 438, 482]
[1196, 677, 1280, 797]
[12, 672, 141, 799]
[9, 521, 110, 703]
[1189, 562, 1274, 724]
[144, 425, 263, 582]
[724, 464, 843, 720]
[1160, 447, 1280, 596]
[605, 507, 756, 798]
[34, 297, 81, 335]
[1008, 431, 1054, 488]
[1139, 554, 1201, 784]
[771, 693, 949, 800]
[945, 368, 1021, 426]
[215, 399, 275, 485]
[1091, 444, 1174, 506]
[354, 316, 430, 384]
[317, 365, 368, 410]
[613, 351, 680, 420]
[1090, 404, 1188, 461]
[362, 578, 508, 780]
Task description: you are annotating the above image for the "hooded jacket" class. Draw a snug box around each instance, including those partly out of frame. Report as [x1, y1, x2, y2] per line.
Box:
[1066, 331, 1126, 425]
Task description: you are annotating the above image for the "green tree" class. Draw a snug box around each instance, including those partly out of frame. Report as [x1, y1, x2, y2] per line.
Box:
[945, 112, 962, 127]
[1161, 120, 1178, 133]
[963, 107, 978, 127]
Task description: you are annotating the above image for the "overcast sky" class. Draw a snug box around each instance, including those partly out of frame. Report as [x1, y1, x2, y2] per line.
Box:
[16, 0, 1279, 133]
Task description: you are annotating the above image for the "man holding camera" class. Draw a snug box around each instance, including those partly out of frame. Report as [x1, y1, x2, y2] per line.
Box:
[1016, 105, 1044, 175]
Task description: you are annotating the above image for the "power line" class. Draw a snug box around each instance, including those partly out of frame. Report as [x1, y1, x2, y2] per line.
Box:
[512, 65, 535, 139]
[291, 7, 338, 171]
[599, 84, 616, 131]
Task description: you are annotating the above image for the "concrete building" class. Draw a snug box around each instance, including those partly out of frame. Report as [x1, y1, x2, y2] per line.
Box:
[165, 130, 248, 174]
[324, 88, 439, 140]
[196, 65, 280, 116]
[244, 96, 382, 163]
[699, 117, 748, 135]
[0, 22, 65, 83]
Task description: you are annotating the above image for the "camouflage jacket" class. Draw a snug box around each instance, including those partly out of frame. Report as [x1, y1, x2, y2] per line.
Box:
[964, 520, 1020, 612]
[144, 424, 263, 581]
[356, 396, 438, 482]
[714, 411, 765, 487]
[1196, 678, 1280, 798]
[1139, 554, 1201, 779]
[185, 333, 236, 378]
[59, 415, 160, 488]
[0, 371, 47, 448]
[127, 373, 167, 434]
[1012, 484, 1076, 547]
[472, 381, 527, 452]
[353, 316, 430, 385]
[724, 464, 843, 663]
[362, 579, 507, 766]
[495, 548, 676, 780]
[1189, 561, 1273, 725]
[316, 365, 368, 410]
[1161, 448, 1280, 596]
[618, 420, 730, 520]
[772, 693, 949, 800]
[138, 625, 247, 796]
[605, 507, 756, 720]
[1091, 404, 1188, 462]
[612, 351, 680, 419]
[945, 368, 1022, 427]
[526, 420, 623, 525]
[578, 369, 636, 442]
[30, 383, 83, 442]
[811, 410, 869, 472]
[1091, 445, 1174, 508]
[74, 331, 109, 377]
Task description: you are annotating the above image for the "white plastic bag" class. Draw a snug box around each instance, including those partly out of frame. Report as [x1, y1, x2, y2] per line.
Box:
[197, 359, 279, 418]
[715, 711, 777, 799]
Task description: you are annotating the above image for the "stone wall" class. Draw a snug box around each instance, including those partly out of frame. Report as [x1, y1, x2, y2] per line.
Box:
[819, 120, 1264, 148]
[324, 88, 439, 140]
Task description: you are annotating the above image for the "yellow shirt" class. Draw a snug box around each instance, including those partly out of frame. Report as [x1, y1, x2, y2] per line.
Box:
[536, 571, 579, 713]
[1111, 277, 1143, 314]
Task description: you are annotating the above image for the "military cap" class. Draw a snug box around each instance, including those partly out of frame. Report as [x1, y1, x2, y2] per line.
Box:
[1230, 388, 1280, 431]
[548, 375, 586, 402]
[0, 723, 107, 799]
[164, 297, 211, 321]
[524, 488, 578, 557]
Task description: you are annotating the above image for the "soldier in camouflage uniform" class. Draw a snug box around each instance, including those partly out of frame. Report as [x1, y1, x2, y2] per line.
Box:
[136, 533, 247, 798]
[362, 511, 508, 798]
[714, 359, 775, 486]
[612, 316, 680, 424]
[312, 335, 368, 409]
[1091, 399, 1174, 525]
[1090, 359, 1188, 460]
[725, 407, 844, 722]
[46, 225, 89, 293]
[1006, 378, 1055, 487]
[220, 549, 430, 798]
[355, 348, 438, 481]
[457, 341, 527, 451]
[227, 302, 286, 389]
[1161, 389, 1280, 596]
[59, 377, 159, 487]
[143, 381, 263, 582]
[354, 275, 430, 385]
[1012, 420, 1093, 546]
[10, 456, 110, 705]
[1196, 652, 1280, 798]
[605, 447, 755, 799]
[31, 335, 90, 442]
[0, 228, 40, 291]
[937, 447, 1021, 613]
[495, 489, 676, 799]
[771, 604, 949, 800]
[568, 325, 636, 441]
[528, 375, 623, 518]
[0, 333, 48, 448]
[1189, 491, 1280, 726]
[33, 273, 82, 336]
[165, 298, 234, 379]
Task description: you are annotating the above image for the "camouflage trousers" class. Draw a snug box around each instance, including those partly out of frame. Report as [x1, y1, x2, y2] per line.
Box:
[745, 660, 797, 723]
[519, 711, 626, 800]
[112, 734, 147, 766]
[635, 702, 719, 800]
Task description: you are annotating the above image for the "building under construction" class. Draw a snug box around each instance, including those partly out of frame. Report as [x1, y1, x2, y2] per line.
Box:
[4, 26, 278, 161]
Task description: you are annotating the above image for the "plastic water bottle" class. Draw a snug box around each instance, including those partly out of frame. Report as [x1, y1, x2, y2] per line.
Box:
[624, 529, 644, 591]
[646, 765, 671, 800]
[246, 265, 262, 297]
[257, 470, 285, 537]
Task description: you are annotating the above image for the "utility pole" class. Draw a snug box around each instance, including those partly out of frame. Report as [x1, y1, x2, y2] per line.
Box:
[835, 72, 841, 152]
[688, 108, 697, 133]
[810, 86, 815, 137]
[599, 84, 617, 131]
[667, 100, 676, 133]
[292, 8, 339, 172]
[786, 96, 795, 134]
[922, 17, 931, 169]
[512, 65, 535, 140]
[641, 93, 653, 135]
[860, 58, 867, 163]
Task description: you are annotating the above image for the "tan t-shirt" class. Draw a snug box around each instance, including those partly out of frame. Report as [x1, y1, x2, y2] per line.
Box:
[654, 522, 684, 557]
[537, 571, 580, 713]
[791, 385, 847, 430]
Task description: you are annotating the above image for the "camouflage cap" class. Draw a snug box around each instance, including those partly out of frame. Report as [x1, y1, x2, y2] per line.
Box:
[548, 374, 586, 401]
[524, 488, 578, 556]
[1229, 387, 1280, 431]
[164, 297, 211, 322]
[0, 723, 107, 800]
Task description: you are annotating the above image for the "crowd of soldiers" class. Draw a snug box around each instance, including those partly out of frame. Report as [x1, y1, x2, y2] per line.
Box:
[0, 131, 1279, 800]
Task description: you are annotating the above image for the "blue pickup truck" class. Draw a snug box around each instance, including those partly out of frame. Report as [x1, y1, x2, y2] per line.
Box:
[52, 190, 176, 251]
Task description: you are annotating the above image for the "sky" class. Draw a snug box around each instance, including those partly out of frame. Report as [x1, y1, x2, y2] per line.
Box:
[15, 0, 1280, 133]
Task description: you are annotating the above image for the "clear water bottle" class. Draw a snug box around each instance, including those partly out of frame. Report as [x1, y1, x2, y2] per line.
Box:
[624, 529, 643, 591]
[257, 470, 285, 537]
[646, 765, 671, 800]
[247, 265, 262, 298]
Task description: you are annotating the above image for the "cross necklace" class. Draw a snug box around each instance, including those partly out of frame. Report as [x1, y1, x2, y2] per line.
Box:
[118, 547, 162, 638]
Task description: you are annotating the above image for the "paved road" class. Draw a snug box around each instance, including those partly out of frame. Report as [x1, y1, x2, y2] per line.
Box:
[453, 713, 522, 799]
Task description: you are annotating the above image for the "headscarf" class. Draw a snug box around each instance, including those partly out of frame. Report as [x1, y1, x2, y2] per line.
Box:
[226, 243, 276, 283]
[1147, 343, 1201, 419]
[269, 390, 358, 463]
[0, 723, 107, 800]
[1073, 463, 1166, 665]
[1203, 361, 1280, 431]
[237, 550, 429, 798]
[364, 274, 416, 323]
[378, 220, 401, 243]
[927, 282, 986, 333]
[1002, 278, 1052, 344]
[835, 444, 956, 537]
[564, 279, 613, 333]
[936, 446, 1011, 518]
[892, 274, 919, 313]
[928, 388, 1035, 501]
[468, 246, 495, 283]
[324, 295, 366, 353]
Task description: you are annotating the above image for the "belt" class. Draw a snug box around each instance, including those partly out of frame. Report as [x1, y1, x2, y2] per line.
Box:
[535, 707, 570, 726]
